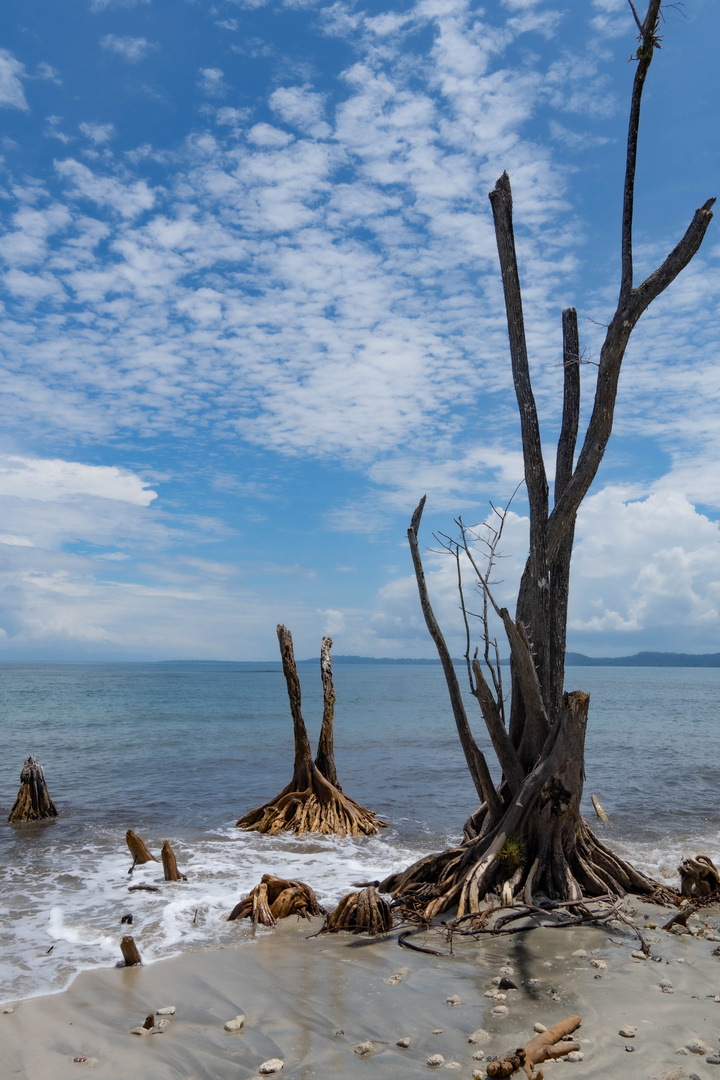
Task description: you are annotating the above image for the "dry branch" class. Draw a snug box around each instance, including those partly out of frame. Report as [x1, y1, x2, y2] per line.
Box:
[486, 1015, 582, 1079]
[236, 626, 385, 836]
[8, 755, 58, 823]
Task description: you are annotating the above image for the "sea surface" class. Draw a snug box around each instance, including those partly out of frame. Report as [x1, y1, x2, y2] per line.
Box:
[0, 661, 718, 1004]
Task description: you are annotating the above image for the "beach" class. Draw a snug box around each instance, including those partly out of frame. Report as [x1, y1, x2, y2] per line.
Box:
[3, 897, 720, 1080]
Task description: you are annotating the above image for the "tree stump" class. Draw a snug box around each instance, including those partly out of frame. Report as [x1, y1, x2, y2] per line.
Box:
[322, 885, 392, 935]
[678, 854, 720, 898]
[161, 841, 187, 881]
[126, 830, 156, 872]
[236, 627, 386, 836]
[228, 874, 326, 929]
[486, 1015, 582, 1078]
[8, 754, 58, 822]
[120, 936, 142, 966]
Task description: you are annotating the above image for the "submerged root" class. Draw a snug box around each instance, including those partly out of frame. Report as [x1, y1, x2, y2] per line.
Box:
[321, 885, 392, 935]
[228, 874, 326, 926]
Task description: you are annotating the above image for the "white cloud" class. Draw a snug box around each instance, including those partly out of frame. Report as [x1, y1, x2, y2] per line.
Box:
[269, 86, 331, 138]
[54, 158, 156, 217]
[100, 35, 158, 63]
[0, 455, 157, 505]
[90, 0, 149, 10]
[0, 49, 29, 111]
[198, 68, 229, 97]
[79, 121, 116, 145]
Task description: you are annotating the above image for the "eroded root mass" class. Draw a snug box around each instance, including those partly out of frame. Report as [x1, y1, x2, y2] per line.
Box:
[8, 754, 58, 823]
[321, 885, 392, 935]
[228, 874, 325, 926]
[237, 626, 385, 837]
[381, 693, 666, 921]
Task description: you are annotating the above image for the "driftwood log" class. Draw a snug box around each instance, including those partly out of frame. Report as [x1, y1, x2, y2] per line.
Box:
[236, 627, 386, 836]
[8, 755, 58, 823]
[321, 885, 392, 935]
[228, 875, 325, 929]
[486, 1015, 582, 1079]
[678, 854, 720, 898]
[161, 841, 187, 881]
[120, 936, 142, 966]
[126, 830, 156, 872]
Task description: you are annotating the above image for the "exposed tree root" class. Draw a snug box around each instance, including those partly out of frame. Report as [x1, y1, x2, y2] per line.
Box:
[8, 755, 58, 823]
[486, 1015, 582, 1079]
[381, 692, 665, 920]
[228, 874, 325, 928]
[678, 854, 720, 898]
[237, 626, 386, 836]
[320, 885, 392, 935]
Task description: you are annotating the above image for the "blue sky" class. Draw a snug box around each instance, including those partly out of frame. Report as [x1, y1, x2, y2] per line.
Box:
[0, 0, 718, 661]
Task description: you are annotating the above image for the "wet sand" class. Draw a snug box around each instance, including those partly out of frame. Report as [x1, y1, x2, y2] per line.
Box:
[3, 900, 720, 1080]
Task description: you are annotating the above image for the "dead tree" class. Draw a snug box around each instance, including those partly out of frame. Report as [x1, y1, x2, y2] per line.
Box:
[228, 874, 326, 927]
[236, 626, 386, 835]
[8, 755, 58, 822]
[381, 1, 714, 919]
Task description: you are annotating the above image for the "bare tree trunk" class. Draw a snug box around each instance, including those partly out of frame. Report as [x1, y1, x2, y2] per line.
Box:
[236, 625, 386, 836]
[314, 636, 340, 789]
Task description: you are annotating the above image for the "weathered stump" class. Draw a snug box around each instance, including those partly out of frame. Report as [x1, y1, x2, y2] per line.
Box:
[8, 754, 58, 823]
[161, 841, 187, 881]
[322, 885, 392, 935]
[126, 830, 156, 872]
[678, 853, 720, 897]
[228, 874, 326, 930]
[120, 936, 142, 966]
[236, 627, 386, 836]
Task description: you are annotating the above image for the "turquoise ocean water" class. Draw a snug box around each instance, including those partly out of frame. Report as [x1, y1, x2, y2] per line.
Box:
[1, 662, 718, 1003]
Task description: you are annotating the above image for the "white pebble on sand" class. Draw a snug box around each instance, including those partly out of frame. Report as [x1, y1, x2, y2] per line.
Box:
[468, 1029, 491, 1045]
[471, 1050, 485, 1060]
[631, 950, 647, 961]
[572, 950, 587, 958]
[472, 1072, 485, 1080]
[427, 1055, 445, 1068]
[397, 1038, 412, 1048]
[259, 1059, 284, 1074]
[156, 1006, 175, 1016]
[619, 1026, 637, 1037]
[589, 959, 607, 970]
[444, 1063, 462, 1070]
[685, 1040, 709, 1055]
[3, 1008, 14, 1015]
[534, 1023, 547, 1033]
[153, 1018, 171, 1032]
[564, 1051, 584, 1062]
[491, 1006, 509, 1017]
[129, 1027, 148, 1036]
[224, 1015, 245, 1032]
[445, 995, 461, 1006]
[354, 1042, 373, 1056]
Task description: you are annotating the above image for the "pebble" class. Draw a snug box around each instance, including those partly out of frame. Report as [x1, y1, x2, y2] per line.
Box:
[472, 1050, 485, 1061]
[432, 1029, 443, 1035]
[472, 1072, 485, 1080]
[468, 1029, 491, 1045]
[153, 1019, 171, 1032]
[676, 1048, 690, 1056]
[706, 932, 720, 942]
[397, 1038, 412, 1049]
[707, 1055, 720, 1065]
[259, 1060, 284, 1074]
[445, 995, 461, 1006]
[571, 950, 587, 958]
[3, 1008, 14, 1015]
[619, 1026, 638, 1038]
[646, 922, 657, 930]
[631, 950, 647, 960]
[224, 1015, 245, 1032]
[491, 1006, 508, 1017]
[444, 1064, 462, 1070]
[156, 1006, 176, 1016]
[686, 1041, 710, 1055]
[354, 1042, 373, 1056]
[129, 1027, 149, 1037]
[484, 990, 506, 1001]
[714, 995, 720, 1003]
[590, 959, 607, 970]
[660, 978, 675, 994]
[525, 979, 540, 987]
[385, 975, 403, 986]
[533, 1023, 547, 1033]
[427, 1055, 445, 1068]
[564, 1051, 584, 1062]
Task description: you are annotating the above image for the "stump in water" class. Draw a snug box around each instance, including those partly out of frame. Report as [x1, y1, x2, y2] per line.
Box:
[322, 885, 392, 935]
[236, 626, 386, 836]
[228, 874, 325, 927]
[126, 830, 156, 872]
[120, 936, 142, 966]
[8, 754, 58, 823]
[161, 841, 187, 882]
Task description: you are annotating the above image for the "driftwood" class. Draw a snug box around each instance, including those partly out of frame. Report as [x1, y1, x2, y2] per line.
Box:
[120, 936, 142, 966]
[321, 885, 392, 935]
[126, 830, 156, 872]
[678, 854, 720, 898]
[8, 755, 58, 823]
[228, 875, 325, 930]
[236, 627, 386, 836]
[590, 794, 609, 823]
[161, 841, 187, 881]
[486, 1015, 582, 1079]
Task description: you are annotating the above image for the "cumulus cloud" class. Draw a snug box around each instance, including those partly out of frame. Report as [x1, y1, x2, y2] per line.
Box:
[79, 121, 116, 145]
[197, 67, 229, 97]
[0, 455, 157, 505]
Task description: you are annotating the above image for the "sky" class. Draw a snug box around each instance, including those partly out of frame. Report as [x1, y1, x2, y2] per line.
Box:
[0, 0, 718, 662]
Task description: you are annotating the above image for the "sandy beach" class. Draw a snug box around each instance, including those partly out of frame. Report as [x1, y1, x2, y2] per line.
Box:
[3, 898, 720, 1080]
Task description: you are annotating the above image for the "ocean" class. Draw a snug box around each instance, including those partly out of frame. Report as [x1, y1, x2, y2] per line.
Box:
[1, 661, 718, 1004]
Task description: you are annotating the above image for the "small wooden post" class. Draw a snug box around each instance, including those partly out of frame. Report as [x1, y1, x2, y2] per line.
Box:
[126, 830, 156, 873]
[120, 936, 142, 966]
[161, 841, 186, 881]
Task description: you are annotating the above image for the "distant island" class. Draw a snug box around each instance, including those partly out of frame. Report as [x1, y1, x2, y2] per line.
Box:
[302, 652, 720, 668]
